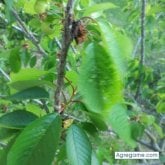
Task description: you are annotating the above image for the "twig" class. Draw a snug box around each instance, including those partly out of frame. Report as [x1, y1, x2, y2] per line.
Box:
[11, 9, 47, 57]
[0, 67, 10, 81]
[135, 0, 146, 99]
[132, 36, 141, 58]
[137, 139, 161, 152]
[145, 130, 161, 151]
[63, 113, 82, 122]
[54, 0, 74, 112]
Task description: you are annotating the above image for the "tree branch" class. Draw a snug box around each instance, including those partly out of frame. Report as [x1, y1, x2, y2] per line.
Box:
[135, 0, 146, 99]
[11, 9, 47, 57]
[54, 0, 74, 112]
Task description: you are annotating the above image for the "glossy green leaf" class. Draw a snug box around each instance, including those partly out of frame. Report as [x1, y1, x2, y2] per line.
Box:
[108, 104, 136, 148]
[7, 113, 62, 165]
[78, 43, 122, 114]
[9, 86, 49, 100]
[66, 125, 92, 165]
[98, 20, 132, 79]
[0, 110, 38, 129]
[83, 3, 117, 16]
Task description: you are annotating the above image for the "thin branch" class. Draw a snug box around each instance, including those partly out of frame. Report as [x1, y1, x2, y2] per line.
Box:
[11, 9, 47, 57]
[135, 0, 146, 99]
[54, 0, 74, 112]
[0, 67, 10, 81]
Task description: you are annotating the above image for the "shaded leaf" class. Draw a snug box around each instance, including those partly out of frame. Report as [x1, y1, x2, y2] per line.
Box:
[8, 86, 49, 100]
[0, 110, 38, 129]
[130, 122, 145, 140]
[0, 127, 20, 140]
[88, 113, 108, 131]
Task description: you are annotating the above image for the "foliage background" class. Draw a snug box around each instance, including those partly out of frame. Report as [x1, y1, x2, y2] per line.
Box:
[0, 0, 164, 165]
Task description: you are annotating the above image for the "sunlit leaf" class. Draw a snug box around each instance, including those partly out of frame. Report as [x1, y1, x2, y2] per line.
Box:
[83, 3, 117, 16]
[78, 43, 122, 114]
[98, 20, 132, 79]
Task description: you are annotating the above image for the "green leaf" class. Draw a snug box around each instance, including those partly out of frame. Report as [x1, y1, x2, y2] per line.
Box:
[23, 0, 37, 15]
[0, 136, 18, 165]
[81, 122, 98, 136]
[10, 68, 48, 82]
[78, 43, 122, 114]
[5, 0, 14, 22]
[153, 123, 164, 138]
[66, 125, 92, 165]
[88, 113, 108, 131]
[7, 113, 62, 165]
[9, 48, 21, 73]
[130, 122, 145, 140]
[66, 71, 78, 87]
[0, 110, 38, 129]
[140, 114, 155, 125]
[83, 3, 117, 16]
[56, 143, 67, 163]
[91, 151, 100, 165]
[8, 86, 49, 100]
[29, 56, 37, 67]
[0, 127, 19, 140]
[98, 20, 132, 78]
[25, 103, 46, 116]
[8, 80, 53, 92]
[108, 104, 136, 148]
[156, 100, 165, 113]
